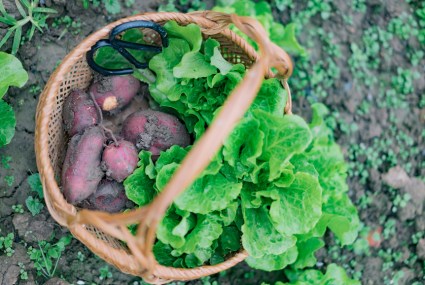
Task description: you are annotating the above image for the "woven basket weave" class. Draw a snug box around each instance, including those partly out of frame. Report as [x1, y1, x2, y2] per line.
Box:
[35, 11, 293, 284]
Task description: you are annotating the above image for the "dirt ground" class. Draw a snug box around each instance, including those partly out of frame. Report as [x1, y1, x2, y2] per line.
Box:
[0, 0, 424, 284]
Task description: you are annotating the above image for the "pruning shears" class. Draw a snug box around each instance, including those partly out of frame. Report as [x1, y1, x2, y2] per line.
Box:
[86, 20, 169, 76]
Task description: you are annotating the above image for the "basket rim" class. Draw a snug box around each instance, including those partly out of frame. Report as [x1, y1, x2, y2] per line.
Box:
[35, 11, 259, 282]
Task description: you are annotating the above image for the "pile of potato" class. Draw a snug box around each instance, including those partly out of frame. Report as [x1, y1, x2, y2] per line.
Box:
[61, 75, 190, 212]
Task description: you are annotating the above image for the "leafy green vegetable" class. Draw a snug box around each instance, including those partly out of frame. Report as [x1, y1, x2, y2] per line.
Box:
[267, 172, 322, 236]
[174, 52, 217, 78]
[241, 203, 296, 258]
[292, 238, 324, 269]
[103, 0, 121, 14]
[125, 22, 358, 273]
[246, 245, 298, 271]
[175, 173, 242, 214]
[123, 152, 155, 206]
[254, 111, 312, 180]
[0, 52, 28, 99]
[0, 100, 16, 147]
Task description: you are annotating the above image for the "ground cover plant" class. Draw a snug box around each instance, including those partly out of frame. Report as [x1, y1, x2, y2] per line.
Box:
[0, 0, 424, 284]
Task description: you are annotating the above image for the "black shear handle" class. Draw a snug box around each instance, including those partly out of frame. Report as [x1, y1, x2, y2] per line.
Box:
[86, 20, 169, 76]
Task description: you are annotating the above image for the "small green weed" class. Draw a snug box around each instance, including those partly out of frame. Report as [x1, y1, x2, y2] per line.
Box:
[1, 155, 11, 169]
[4, 175, 14, 186]
[411, 232, 424, 244]
[274, 0, 293, 11]
[200, 276, 218, 285]
[352, 0, 366, 13]
[392, 193, 411, 213]
[391, 68, 419, 96]
[0, 0, 57, 54]
[18, 262, 28, 280]
[52, 16, 82, 40]
[388, 13, 418, 40]
[0, 232, 15, 256]
[99, 265, 113, 280]
[28, 235, 72, 278]
[77, 251, 85, 262]
[12, 204, 24, 213]
[383, 218, 396, 239]
[158, 0, 206, 12]
[25, 173, 44, 216]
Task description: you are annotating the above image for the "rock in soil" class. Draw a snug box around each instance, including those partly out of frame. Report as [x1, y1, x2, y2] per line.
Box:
[416, 215, 425, 232]
[382, 166, 410, 189]
[398, 177, 425, 221]
[383, 166, 425, 221]
[362, 257, 383, 285]
[12, 213, 54, 243]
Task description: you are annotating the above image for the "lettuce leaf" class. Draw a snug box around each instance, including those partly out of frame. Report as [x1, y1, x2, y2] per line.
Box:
[172, 214, 223, 264]
[124, 21, 359, 273]
[241, 197, 296, 258]
[174, 52, 218, 78]
[267, 173, 322, 236]
[292, 238, 325, 270]
[246, 245, 298, 271]
[175, 173, 242, 214]
[255, 111, 313, 180]
[157, 206, 195, 249]
[124, 152, 155, 206]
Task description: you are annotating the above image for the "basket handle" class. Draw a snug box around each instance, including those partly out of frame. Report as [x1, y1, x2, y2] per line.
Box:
[69, 11, 293, 279]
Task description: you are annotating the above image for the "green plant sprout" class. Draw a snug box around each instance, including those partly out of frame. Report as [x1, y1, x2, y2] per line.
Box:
[52, 16, 82, 40]
[0, 233, 15, 256]
[4, 174, 14, 186]
[18, 262, 28, 280]
[1, 155, 11, 168]
[77, 251, 85, 262]
[12, 204, 24, 213]
[99, 265, 113, 280]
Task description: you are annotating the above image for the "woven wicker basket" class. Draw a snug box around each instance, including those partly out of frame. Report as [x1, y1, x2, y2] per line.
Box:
[35, 11, 293, 284]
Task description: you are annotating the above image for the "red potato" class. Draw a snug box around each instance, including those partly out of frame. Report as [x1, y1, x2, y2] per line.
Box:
[89, 75, 140, 112]
[121, 110, 191, 156]
[63, 89, 99, 136]
[62, 126, 105, 204]
[86, 180, 128, 213]
[101, 139, 138, 182]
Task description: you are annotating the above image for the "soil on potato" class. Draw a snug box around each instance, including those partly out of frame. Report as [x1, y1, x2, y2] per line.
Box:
[0, 0, 424, 284]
